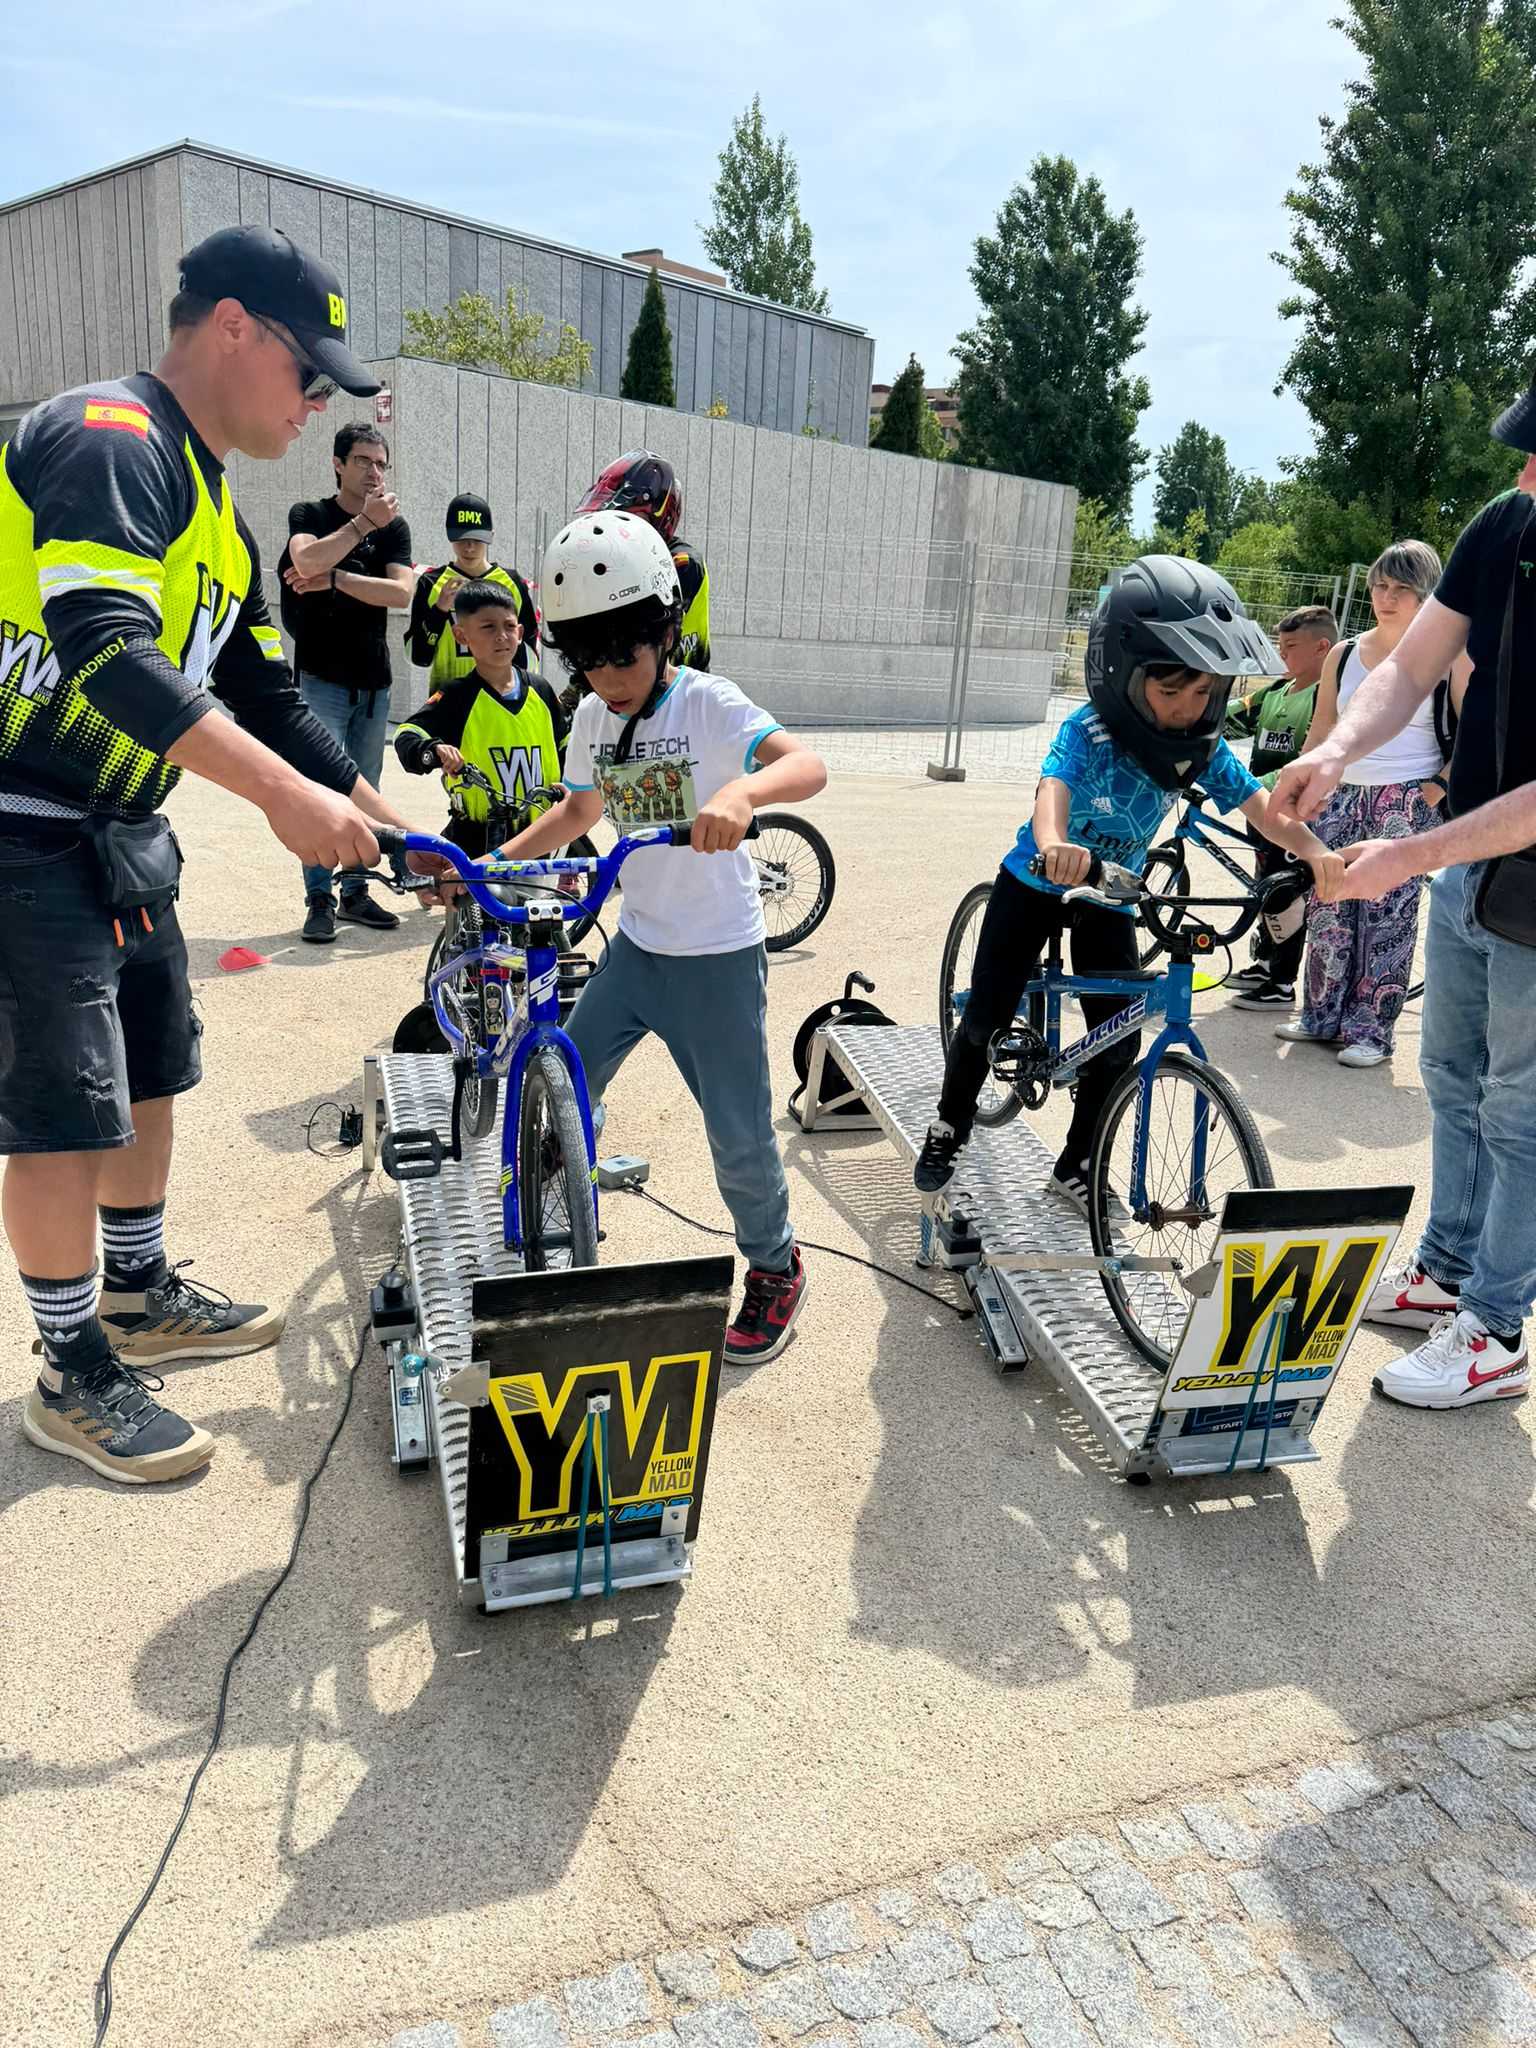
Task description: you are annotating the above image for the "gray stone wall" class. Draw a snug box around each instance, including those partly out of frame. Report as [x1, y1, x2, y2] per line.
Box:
[0, 143, 875, 444]
[226, 359, 1075, 730]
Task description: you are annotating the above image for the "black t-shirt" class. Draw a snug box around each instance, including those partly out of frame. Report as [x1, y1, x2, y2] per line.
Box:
[278, 497, 413, 694]
[1436, 488, 1536, 816]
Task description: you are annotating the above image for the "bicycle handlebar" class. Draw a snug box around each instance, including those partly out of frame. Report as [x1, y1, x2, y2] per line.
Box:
[374, 815, 758, 930]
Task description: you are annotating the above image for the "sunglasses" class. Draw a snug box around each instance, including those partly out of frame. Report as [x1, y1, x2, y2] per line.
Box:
[253, 314, 339, 402]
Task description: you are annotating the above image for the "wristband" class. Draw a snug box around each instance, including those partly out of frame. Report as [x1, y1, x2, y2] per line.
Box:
[330, 568, 338, 592]
[1425, 773, 1447, 794]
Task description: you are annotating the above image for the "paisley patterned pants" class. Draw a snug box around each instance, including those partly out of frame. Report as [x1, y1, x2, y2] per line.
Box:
[1301, 779, 1437, 1054]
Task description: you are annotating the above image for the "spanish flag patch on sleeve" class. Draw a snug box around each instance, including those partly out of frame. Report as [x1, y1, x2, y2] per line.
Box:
[83, 399, 151, 437]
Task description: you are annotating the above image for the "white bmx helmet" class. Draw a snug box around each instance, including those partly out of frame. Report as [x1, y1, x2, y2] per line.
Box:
[540, 509, 681, 636]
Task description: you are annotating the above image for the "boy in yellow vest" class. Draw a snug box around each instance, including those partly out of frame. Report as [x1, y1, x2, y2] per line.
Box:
[405, 494, 538, 680]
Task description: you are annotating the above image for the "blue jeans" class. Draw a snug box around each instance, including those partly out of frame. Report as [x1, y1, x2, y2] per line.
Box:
[297, 673, 389, 898]
[565, 930, 794, 1272]
[1416, 862, 1536, 1335]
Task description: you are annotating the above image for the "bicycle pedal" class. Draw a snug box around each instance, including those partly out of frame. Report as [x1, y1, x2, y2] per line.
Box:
[381, 1126, 446, 1182]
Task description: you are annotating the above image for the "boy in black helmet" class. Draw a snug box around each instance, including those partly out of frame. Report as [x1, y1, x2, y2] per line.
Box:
[914, 557, 1343, 1201]
[405, 494, 538, 682]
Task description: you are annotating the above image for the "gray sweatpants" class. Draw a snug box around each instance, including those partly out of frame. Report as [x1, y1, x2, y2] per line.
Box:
[565, 929, 794, 1272]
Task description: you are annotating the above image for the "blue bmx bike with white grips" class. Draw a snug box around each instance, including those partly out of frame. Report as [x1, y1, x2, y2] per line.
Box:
[374, 822, 696, 1273]
[940, 856, 1277, 1365]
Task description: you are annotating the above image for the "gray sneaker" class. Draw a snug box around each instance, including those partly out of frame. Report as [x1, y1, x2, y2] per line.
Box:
[97, 1260, 286, 1365]
[23, 1352, 214, 1484]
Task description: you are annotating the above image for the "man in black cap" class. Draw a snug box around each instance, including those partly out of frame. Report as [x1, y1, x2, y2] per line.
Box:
[1273, 392, 1536, 1416]
[0, 223, 417, 1485]
[281, 423, 415, 942]
[405, 494, 539, 685]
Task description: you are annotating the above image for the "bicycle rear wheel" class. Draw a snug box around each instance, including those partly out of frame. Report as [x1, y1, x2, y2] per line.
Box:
[518, 1050, 599, 1270]
[1087, 1049, 1272, 1368]
[1136, 845, 1189, 966]
[938, 882, 1043, 1130]
[755, 812, 836, 952]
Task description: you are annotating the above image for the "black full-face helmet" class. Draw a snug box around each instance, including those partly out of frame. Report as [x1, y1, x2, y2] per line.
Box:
[1085, 555, 1282, 790]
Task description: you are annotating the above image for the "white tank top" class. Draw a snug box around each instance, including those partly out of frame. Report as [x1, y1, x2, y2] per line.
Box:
[1338, 638, 1443, 785]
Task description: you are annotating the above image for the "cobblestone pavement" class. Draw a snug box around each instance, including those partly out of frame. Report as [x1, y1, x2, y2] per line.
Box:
[383, 1699, 1536, 2048]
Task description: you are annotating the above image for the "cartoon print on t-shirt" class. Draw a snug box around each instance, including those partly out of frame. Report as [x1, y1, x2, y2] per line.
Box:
[596, 751, 698, 825]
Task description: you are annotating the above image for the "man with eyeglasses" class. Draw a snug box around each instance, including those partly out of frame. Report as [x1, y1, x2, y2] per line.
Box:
[0, 223, 419, 1485]
[280, 422, 414, 941]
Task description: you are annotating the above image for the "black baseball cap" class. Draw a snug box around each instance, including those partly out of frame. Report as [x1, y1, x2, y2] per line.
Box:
[179, 226, 381, 398]
[1492, 383, 1536, 455]
[447, 494, 494, 540]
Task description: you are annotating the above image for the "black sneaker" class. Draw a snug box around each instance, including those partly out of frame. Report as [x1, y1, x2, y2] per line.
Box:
[1232, 979, 1295, 1011]
[302, 891, 337, 944]
[98, 1260, 286, 1365]
[338, 888, 400, 931]
[914, 1120, 965, 1193]
[723, 1247, 808, 1365]
[22, 1351, 215, 1483]
[1227, 963, 1271, 992]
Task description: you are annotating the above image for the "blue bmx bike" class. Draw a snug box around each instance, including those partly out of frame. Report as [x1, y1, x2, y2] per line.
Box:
[374, 822, 695, 1273]
[940, 857, 1277, 1364]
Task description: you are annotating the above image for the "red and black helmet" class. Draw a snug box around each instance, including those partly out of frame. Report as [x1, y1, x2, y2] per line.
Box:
[574, 450, 682, 544]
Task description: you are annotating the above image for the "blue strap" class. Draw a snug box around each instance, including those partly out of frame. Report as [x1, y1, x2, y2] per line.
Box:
[597, 1406, 614, 1598]
[571, 1414, 594, 1600]
[1225, 1301, 1291, 1475]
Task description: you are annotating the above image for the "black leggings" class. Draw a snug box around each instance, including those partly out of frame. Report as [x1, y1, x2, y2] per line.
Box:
[938, 866, 1142, 1166]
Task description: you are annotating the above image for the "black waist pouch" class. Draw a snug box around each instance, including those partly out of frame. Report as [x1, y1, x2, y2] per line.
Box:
[85, 815, 183, 913]
[1475, 849, 1536, 948]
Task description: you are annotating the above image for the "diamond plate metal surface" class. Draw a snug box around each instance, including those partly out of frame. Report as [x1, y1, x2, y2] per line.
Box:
[824, 1025, 1165, 1462]
[379, 1053, 524, 1600]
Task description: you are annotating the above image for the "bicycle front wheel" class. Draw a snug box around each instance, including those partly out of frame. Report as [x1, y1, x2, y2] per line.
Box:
[1088, 1049, 1272, 1368]
[518, 1050, 599, 1271]
[938, 882, 1036, 1130]
[755, 812, 835, 952]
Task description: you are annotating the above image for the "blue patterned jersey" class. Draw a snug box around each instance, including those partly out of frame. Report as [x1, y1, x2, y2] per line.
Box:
[1002, 703, 1261, 909]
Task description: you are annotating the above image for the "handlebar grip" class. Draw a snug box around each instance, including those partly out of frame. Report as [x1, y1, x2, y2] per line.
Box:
[1027, 852, 1102, 885]
[373, 825, 407, 856]
[664, 817, 763, 847]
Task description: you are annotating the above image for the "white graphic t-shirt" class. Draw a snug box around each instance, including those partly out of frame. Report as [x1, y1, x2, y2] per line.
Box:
[564, 668, 781, 956]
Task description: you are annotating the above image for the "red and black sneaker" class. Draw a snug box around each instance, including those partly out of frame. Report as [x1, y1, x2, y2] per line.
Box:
[724, 1246, 808, 1366]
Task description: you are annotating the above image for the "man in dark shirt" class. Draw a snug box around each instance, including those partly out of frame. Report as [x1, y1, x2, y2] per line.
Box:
[0, 224, 417, 1484]
[1273, 393, 1536, 1414]
[280, 423, 414, 940]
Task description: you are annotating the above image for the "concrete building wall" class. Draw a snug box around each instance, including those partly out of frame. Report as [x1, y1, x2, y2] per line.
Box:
[0, 142, 875, 445]
[224, 359, 1075, 730]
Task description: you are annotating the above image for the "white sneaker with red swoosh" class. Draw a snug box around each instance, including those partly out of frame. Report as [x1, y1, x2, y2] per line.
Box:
[1374, 1311, 1529, 1409]
[1364, 1259, 1461, 1330]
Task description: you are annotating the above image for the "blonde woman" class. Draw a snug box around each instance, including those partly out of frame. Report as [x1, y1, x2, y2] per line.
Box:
[1277, 540, 1471, 1066]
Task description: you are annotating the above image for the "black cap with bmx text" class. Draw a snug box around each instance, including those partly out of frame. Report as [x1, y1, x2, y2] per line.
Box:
[178, 225, 382, 397]
[446, 494, 494, 541]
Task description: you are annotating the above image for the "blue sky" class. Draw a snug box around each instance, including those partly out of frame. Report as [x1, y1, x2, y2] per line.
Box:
[2, 0, 1355, 528]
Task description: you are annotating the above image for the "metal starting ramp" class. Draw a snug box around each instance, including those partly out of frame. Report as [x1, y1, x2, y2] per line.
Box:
[796, 1025, 1411, 1483]
[364, 1053, 732, 1609]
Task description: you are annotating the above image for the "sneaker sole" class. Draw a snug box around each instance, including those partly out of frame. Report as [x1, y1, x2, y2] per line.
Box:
[109, 1327, 286, 1364]
[1231, 997, 1294, 1011]
[301, 929, 338, 945]
[723, 1268, 809, 1368]
[1372, 1371, 1529, 1409]
[337, 905, 400, 930]
[22, 1403, 216, 1482]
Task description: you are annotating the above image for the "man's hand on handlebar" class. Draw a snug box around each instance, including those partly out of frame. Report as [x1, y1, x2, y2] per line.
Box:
[1036, 839, 1094, 888]
[262, 780, 380, 872]
[408, 849, 466, 908]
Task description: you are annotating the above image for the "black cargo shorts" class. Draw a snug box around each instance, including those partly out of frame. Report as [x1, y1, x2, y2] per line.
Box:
[0, 828, 202, 1154]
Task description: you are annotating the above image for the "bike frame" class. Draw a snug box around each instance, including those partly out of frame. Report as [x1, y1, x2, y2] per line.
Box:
[1028, 940, 1211, 1218]
[407, 827, 676, 1253]
[1169, 796, 1257, 889]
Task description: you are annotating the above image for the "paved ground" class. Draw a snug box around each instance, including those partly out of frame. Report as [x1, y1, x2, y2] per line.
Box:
[5, 758, 1533, 2048]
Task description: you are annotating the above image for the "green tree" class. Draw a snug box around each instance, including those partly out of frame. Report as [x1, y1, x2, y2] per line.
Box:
[621, 267, 676, 406]
[1276, 0, 1536, 548]
[404, 288, 592, 387]
[872, 355, 927, 454]
[1231, 472, 1287, 529]
[1215, 519, 1298, 580]
[700, 95, 830, 312]
[954, 156, 1151, 523]
[918, 402, 949, 461]
[1153, 422, 1239, 558]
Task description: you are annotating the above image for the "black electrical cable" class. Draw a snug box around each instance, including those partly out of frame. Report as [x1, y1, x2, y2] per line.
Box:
[92, 1313, 374, 2044]
[615, 1179, 973, 1320]
[302, 1100, 364, 1155]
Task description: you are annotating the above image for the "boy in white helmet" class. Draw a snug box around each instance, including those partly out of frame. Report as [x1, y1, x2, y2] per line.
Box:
[478, 510, 827, 1364]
